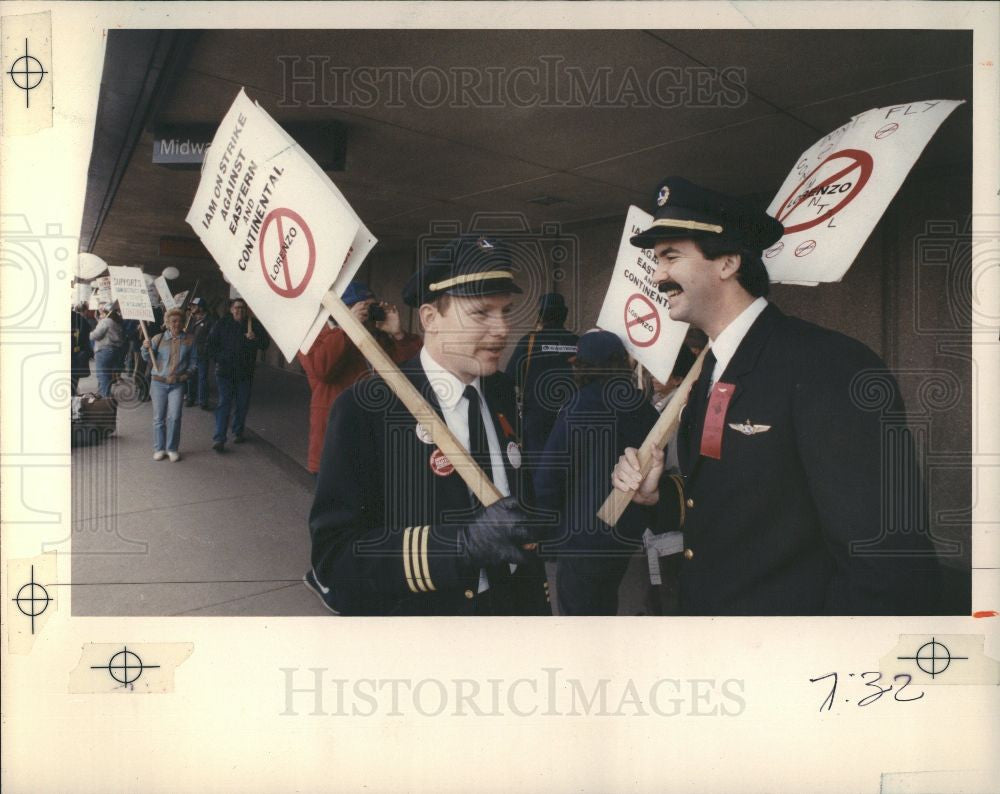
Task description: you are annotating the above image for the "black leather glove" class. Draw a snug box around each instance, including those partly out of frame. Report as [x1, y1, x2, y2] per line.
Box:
[460, 496, 533, 567]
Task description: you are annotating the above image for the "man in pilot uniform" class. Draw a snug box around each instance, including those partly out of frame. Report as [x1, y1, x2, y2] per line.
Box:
[307, 235, 550, 616]
[613, 177, 940, 615]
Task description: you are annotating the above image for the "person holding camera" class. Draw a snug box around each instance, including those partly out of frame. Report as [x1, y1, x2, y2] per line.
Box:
[297, 280, 422, 476]
[307, 239, 550, 616]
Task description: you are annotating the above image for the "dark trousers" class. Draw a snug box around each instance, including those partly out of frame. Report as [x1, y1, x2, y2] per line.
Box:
[214, 374, 252, 442]
[187, 360, 211, 405]
[555, 555, 632, 616]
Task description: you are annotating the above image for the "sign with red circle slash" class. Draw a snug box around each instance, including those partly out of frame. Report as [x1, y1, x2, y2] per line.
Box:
[258, 208, 316, 298]
[623, 293, 661, 348]
[775, 148, 874, 235]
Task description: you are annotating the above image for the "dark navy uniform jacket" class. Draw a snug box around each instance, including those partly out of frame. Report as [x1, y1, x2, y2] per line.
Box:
[658, 303, 941, 615]
[534, 377, 659, 555]
[504, 328, 579, 454]
[309, 357, 550, 616]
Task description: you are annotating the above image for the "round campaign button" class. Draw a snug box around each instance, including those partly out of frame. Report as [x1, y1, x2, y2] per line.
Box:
[429, 448, 454, 477]
[506, 442, 522, 469]
[415, 423, 434, 445]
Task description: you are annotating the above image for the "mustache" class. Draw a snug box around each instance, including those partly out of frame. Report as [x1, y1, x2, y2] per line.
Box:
[658, 280, 681, 293]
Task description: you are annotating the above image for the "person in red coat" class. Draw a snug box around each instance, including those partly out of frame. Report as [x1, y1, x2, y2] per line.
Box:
[297, 281, 422, 475]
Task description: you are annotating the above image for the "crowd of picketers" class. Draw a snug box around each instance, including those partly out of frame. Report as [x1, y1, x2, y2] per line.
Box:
[71, 295, 269, 461]
[70, 279, 705, 615]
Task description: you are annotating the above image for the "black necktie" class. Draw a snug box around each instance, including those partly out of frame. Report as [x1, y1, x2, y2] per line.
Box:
[692, 348, 717, 422]
[464, 384, 493, 481]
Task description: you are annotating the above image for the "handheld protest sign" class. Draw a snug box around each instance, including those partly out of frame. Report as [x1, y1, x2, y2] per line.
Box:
[108, 266, 155, 323]
[596, 205, 689, 382]
[764, 99, 964, 284]
[322, 291, 502, 508]
[184, 89, 360, 361]
[597, 346, 708, 527]
[154, 276, 177, 310]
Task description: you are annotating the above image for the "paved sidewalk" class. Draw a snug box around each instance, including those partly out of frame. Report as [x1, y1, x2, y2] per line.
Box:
[72, 363, 658, 617]
[71, 365, 326, 616]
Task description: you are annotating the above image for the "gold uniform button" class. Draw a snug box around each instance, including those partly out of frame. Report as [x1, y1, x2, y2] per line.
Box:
[683, 548, 695, 561]
[686, 498, 695, 509]
[464, 589, 475, 599]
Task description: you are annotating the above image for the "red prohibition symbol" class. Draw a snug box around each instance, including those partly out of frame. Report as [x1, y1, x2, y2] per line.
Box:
[259, 208, 316, 298]
[623, 293, 661, 348]
[775, 148, 874, 235]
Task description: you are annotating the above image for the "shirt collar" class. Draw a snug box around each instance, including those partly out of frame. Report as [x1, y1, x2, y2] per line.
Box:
[420, 347, 481, 411]
[709, 297, 768, 382]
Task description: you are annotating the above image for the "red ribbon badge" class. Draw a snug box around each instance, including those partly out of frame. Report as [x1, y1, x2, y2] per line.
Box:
[700, 381, 736, 459]
[497, 413, 515, 439]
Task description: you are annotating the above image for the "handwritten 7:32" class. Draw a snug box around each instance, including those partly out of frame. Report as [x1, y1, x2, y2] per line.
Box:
[809, 672, 924, 711]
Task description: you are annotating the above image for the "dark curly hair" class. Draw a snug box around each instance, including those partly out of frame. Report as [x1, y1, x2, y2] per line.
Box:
[693, 236, 770, 298]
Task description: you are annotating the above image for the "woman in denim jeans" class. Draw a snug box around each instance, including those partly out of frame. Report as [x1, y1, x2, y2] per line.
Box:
[89, 304, 125, 397]
[141, 308, 198, 461]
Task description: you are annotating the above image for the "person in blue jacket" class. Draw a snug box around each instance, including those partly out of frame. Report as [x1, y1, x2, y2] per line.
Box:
[141, 308, 197, 461]
[534, 330, 660, 615]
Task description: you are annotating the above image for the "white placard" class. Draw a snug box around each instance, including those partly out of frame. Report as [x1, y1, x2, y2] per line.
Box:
[154, 276, 177, 310]
[107, 265, 154, 322]
[173, 290, 189, 306]
[94, 275, 112, 305]
[185, 89, 361, 360]
[261, 112, 379, 353]
[143, 273, 162, 309]
[74, 282, 91, 305]
[764, 99, 965, 284]
[596, 205, 689, 383]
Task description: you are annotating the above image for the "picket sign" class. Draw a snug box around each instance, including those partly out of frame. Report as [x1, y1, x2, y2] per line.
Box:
[187, 89, 501, 508]
[764, 99, 964, 284]
[596, 205, 689, 383]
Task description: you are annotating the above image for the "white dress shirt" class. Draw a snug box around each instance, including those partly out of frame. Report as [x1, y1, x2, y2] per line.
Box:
[420, 348, 512, 591]
[706, 297, 768, 386]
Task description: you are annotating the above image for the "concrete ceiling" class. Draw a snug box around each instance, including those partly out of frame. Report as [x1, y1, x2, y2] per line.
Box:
[85, 29, 972, 291]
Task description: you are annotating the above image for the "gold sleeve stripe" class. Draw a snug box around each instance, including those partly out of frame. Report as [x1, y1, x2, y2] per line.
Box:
[417, 526, 435, 591]
[402, 527, 421, 593]
[670, 474, 686, 527]
[650, 218, 724, 235]
[428, 270, 514, 292]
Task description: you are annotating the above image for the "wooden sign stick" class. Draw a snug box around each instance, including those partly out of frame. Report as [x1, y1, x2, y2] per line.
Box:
[182, 279, 200, 332]
[139, 320, 157, 377]
[596, 345, 710, 527]
[322, 291, 502, 507]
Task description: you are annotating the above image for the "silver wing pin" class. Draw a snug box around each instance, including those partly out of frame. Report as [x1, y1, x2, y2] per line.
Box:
[729, 419, 772, 436]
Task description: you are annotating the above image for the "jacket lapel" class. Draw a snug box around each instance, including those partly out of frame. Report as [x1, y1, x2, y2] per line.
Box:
[681, 303, 784, 481]
[712, 303, 783, 419]
[481, 373, 520, 498]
